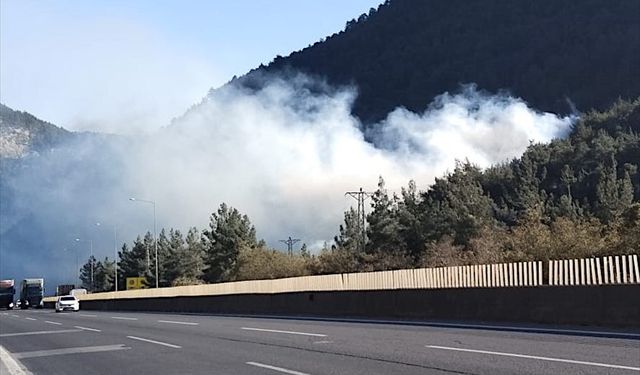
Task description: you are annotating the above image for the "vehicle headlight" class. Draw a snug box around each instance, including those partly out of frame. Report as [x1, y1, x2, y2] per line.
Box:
[25, 300, 29, 305]
[9, 302, 13, 308]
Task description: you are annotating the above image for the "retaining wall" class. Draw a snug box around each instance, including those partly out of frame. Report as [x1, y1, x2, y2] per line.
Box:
[70, 284, 640, 327]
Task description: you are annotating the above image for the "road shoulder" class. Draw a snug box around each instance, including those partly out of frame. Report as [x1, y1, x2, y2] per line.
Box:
[0, 345, 32, 375]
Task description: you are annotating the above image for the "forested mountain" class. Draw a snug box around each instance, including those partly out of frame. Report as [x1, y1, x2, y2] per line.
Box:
[0, 104, 73, 159]
[238, 0, 640, 124]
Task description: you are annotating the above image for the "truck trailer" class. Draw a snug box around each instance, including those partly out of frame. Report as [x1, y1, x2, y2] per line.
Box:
[20, 278, 44, 309]
[56, 284, 75, 296]
[0, 279, 15, 309]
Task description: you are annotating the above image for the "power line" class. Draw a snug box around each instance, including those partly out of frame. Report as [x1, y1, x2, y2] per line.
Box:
[279, 236, 301, 256]
[345, 187, 374, 253]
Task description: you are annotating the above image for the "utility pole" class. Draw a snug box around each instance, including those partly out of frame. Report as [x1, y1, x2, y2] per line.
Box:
[345, 187, 374, 253]
[279, 237, 301, 256]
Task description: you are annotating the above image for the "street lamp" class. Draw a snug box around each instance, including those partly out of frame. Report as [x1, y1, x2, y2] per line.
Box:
[129, 197, 158, 288]
[75, 238, 93, 292]
[96, 222, 119, 292]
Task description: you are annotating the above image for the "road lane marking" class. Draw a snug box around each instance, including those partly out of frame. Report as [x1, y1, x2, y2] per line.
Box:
[79, 314, 97, 317]
[111, 316, 137, 321]
[24, 317, 37, 321]
[127, 336, 181, 348]
[253, 316, 640, 340]
[246, 362, 310, 375]
[0, 345, 31, 375]
[44, 321, 62, 325]
[10, 315, 20, 318]
[313, 340, 333, 344]
[157, 320, 199, 326]
[74, 326, 101, 332]
[0, 329, 82, 337]
[241, 327, 326, 337]
[426, 345, 640, 371]
[14, 344, 130, 359]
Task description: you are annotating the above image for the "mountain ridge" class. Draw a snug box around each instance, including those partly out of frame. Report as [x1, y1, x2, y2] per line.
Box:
[235, 0, 640, 124]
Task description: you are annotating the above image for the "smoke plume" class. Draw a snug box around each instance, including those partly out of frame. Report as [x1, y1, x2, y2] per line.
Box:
[0, 75, 574, 288]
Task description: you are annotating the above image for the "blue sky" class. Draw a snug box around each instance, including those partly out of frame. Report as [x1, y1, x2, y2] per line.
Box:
[1, 0, 382, 133]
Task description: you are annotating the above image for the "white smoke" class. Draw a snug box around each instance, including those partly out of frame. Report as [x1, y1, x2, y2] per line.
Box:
[121, 77, 574, 250]
[1, 75, 575, 287]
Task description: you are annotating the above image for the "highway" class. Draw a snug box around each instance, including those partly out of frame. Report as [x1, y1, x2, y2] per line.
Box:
[1, 309, 639, 374]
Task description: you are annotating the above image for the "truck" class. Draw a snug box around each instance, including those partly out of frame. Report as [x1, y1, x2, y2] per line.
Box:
[0, 279, 15, 309]
[70, 288, 87, 297]
[20, 278, 44, 309]
[56, 284, 75, 296]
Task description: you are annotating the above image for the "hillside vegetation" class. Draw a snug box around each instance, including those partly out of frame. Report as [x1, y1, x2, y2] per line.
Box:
[83, 99, 639, 291]
[240, 0, 640, 124]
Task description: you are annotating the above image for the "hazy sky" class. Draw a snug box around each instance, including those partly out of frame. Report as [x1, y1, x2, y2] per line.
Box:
[0, 0, 382, 133]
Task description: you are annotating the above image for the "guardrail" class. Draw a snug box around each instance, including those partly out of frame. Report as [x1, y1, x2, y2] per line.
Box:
[42, 254, 639, 304]
[549, 254, 639, 286]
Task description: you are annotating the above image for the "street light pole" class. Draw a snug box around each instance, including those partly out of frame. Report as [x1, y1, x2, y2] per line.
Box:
[129, 198, 159, 288]
[114, 225, 118, 292]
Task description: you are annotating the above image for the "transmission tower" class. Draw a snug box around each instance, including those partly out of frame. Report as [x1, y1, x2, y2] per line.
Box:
[345, 187, 374, 253]
[280, 236, 301, 256]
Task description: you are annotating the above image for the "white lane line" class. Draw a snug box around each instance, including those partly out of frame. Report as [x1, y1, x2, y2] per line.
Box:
[10, 314, 20, 318]
[79, 314, 97, 317]
[241, 327, 326, 337]
[257, 316, 640, 339]
[24, 317, 37, 321]
[419, 322, 640, 339]
[426, 345, 640, 371]
[111, 316, 137, 321]
[0, 329, 82, 337]
[44, 320, 62, 325]
[0, 344, 32, 375]
[246, 362, 310, 375]
[127, 336, 181, 348]
[14, 344, 130, 359]
[157, 320, 199, 326]
[74, 326, 101, 332]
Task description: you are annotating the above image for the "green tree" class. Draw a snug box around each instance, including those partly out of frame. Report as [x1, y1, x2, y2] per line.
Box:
[333, 207, 362, 252]
[167, 227, 206, 286]
[79, 256, 97, 291]
[94, 257, 115, 292]
[420, 162, 496, 246]
[118, 234, 150, 289]
[367, 176, 404, 253]
[202, 203, 258, 283]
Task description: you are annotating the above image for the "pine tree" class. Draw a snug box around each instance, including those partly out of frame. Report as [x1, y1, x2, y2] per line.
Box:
[79, 256, 97, 291]
[94, 257, 115, 292]
[333, 207, 362, 252]
[202, 203, 258, 283]
[397, 180, 424, 260]
[117, 235, 150, 289]
[167, 227, 205, 286]
[367, 176, 403, 253]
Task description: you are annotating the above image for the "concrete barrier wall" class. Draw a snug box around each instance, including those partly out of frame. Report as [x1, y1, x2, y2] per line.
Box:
[75, 284, 640, 328]
[43, 255, 639, 305]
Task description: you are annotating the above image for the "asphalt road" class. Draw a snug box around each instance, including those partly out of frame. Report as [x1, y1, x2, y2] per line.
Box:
[1, 309, 639, 375]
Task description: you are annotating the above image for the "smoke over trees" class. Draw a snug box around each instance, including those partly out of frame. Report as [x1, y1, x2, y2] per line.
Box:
[81, 98, 639, 292]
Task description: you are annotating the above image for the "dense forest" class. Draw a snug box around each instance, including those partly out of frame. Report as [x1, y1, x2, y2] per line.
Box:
[82, 98, 640, 291]
[237, 0, 640, 125]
